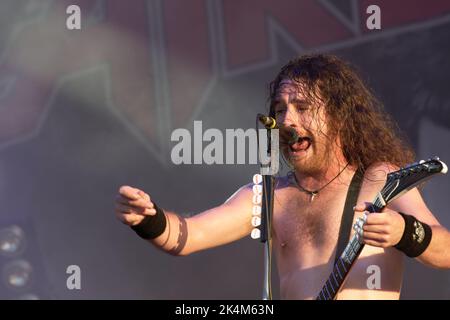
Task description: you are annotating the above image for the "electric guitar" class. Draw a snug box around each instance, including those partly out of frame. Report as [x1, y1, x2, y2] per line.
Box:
[316, 157, 448, 300]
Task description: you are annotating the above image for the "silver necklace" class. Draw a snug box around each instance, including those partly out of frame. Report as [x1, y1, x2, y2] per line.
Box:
[289, 163, 349, 202]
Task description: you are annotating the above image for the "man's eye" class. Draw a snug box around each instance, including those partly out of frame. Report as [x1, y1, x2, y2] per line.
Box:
[296, 105, 309, 112]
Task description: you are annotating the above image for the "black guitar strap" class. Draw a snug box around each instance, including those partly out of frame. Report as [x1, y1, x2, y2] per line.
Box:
[334, 169, 364, 264]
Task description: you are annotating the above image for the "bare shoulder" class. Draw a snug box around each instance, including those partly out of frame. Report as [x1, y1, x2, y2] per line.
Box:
[224, 182, 253, 206]
[363, 162, 399, 182]
[357, 162, 399, 201]
[364, 162, 441, 226]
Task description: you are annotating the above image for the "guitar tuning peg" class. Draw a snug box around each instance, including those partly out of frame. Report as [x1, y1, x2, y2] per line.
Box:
[251, 228, 261, 239]
[419, 160, 425, 164]
[433, 156, 440, 161]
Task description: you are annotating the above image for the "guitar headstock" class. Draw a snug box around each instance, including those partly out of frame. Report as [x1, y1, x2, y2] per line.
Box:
[382, 157, 447, 204]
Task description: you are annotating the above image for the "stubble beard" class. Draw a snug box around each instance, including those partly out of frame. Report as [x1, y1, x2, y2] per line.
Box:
[285, 139, 335, 176]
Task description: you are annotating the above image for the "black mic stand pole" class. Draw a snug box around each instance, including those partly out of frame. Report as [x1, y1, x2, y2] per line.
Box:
[259, 126, 276, 300]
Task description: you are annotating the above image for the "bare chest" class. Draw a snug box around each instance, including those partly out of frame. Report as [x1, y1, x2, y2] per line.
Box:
[272, 185, 350, 266]
[269, 170, 405, 299]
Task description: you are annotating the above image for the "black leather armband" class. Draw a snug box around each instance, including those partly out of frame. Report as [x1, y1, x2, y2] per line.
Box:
[394, 212, 432, 258]
[131, 203, 167, 240]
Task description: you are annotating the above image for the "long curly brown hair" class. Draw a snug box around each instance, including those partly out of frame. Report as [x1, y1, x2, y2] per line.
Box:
[269, 54, 415, 172]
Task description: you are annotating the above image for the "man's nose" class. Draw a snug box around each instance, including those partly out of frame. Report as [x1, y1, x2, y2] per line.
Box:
[280, 107, 299, 128]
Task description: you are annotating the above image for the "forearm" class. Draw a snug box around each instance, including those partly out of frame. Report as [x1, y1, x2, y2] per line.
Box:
[132, 184, 254, 256]
[149, 210, 192, 256]
[150, 205, 253, 256]
[416, 225, 450, 269]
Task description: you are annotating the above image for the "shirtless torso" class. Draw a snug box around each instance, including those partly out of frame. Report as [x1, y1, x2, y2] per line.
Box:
[270, 167, 404, 299]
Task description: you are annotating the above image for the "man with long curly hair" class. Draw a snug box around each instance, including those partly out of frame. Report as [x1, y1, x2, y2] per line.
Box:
[115, 54, 450, 299]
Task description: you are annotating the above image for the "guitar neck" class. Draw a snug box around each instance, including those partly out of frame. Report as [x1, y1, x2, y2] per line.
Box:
[316, 232, 364, 300]
[316, 195, 386, 300]
[315, 158, 446, 300]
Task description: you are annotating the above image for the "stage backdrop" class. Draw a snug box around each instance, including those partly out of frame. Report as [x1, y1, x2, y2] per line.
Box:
[0, 0, 449, 299]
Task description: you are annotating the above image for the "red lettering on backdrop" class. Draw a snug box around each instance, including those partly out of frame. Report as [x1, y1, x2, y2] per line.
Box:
[222, 0, 352, 68]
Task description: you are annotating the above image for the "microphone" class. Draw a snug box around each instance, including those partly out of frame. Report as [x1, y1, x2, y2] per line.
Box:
[258, 113, 277, 129]
[257, 114, 299, 145]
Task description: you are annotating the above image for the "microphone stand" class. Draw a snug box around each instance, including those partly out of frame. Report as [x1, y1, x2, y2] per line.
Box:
[259, 126, 275, 300]
[256, 114, 296, 300]
[261, 174, 274, 300]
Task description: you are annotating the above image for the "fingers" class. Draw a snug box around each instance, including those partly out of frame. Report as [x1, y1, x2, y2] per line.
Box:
[116, 194, 154, 209]
[363, 232, 392, 248]
[115, 204, 157, 226]
[363, 239, 389, 248]
[137, 190, 150, 201]
[119, 186, 152, 203]
[116, 186, 158, 226]
[363, 224, 389, 234]
[361, 217, 398, 248]
[363, 231, 387, 242]
[353, 203, 367, 212]
[362, 229, 391, 248]
[117, 186, 153, 209]
[119, 185, 141, 200]
[365, 212, 389, 225]
[115, 203, 156, 216]
[354, 202, 381, 214]
[116, 211, 144, 226]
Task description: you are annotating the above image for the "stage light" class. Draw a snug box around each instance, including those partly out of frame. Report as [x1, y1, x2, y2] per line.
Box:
[0, 225, 26, 257]
[0, 222, 50, 299]
[2, 259, 33, 289]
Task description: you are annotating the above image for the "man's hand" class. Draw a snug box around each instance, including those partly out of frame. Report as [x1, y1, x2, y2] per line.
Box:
[115, 186, 156, 226]
[354, 203, 405, 248]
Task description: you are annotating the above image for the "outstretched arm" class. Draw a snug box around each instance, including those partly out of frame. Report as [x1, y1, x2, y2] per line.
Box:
[116, 184, 255, 256]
